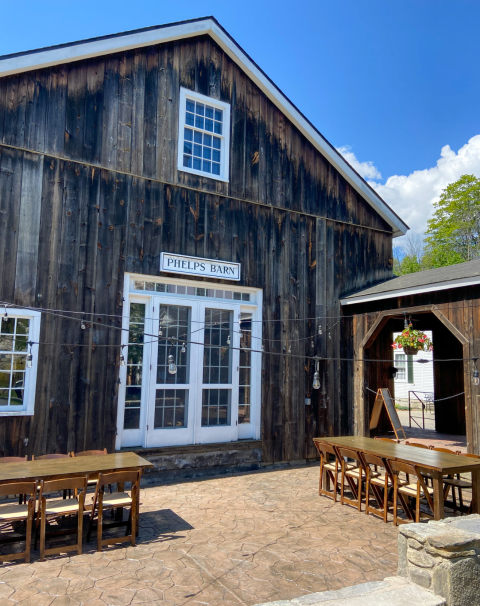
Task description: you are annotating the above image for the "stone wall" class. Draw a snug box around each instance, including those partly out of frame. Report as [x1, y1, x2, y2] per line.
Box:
[397, 515, 480, 606]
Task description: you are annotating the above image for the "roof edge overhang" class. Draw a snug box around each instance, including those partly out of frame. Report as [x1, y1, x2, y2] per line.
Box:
[340, 275, 480, 306]
[0, 16, 409, 237]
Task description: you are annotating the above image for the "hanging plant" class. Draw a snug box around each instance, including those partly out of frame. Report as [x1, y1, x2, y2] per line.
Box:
[392, 324, 433, 356]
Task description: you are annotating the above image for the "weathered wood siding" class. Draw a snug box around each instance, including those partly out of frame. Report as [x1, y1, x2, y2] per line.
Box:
[0, 35, 393, 459]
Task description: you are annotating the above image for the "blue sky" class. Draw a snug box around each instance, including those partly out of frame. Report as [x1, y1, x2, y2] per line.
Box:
[1, 0, 479, 237]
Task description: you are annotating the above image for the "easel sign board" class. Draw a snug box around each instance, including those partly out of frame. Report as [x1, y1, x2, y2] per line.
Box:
[369, 388, 406, 441]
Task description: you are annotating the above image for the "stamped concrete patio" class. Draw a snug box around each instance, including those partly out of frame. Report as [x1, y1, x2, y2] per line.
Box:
[0, 464, 399, 606]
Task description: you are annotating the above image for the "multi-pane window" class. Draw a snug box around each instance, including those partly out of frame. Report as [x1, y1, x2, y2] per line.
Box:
[155, 389, 188, 429]
[202, 309, 233, 427]
[0, 318, 29, 408]
[178, 88, 230, 182]
[157, 305, 190, 385]
[238, 313, 252, 424]
[395, 354, 406, 382]
[124, 303, 145, 430]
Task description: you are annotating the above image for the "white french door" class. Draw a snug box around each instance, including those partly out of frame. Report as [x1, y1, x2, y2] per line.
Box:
[117, 276, 262, 450]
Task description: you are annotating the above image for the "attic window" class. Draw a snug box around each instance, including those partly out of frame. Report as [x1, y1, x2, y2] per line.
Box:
[177, 88, 230, 182]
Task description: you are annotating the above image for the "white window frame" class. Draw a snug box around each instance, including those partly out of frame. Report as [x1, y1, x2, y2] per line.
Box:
[395, 354, 407, 383]
[177, 87, 231, 183]
[0, 308, 41, 417]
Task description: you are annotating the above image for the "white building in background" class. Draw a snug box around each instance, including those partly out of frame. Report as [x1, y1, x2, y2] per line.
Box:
[393, 330, 434, 400]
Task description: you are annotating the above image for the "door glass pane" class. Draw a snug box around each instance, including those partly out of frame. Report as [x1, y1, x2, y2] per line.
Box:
[202, 389, 231, 426]
[0, 317, 30, 409]
[157, 305, 191, 385]
[155, 389, 188, 428]
[123, 303, 145, 430]
[203, 309, 232, 384]
[238, 313, 252, 424]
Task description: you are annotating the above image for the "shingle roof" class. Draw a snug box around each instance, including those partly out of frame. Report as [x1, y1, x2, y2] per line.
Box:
[341, 258, 480, 305]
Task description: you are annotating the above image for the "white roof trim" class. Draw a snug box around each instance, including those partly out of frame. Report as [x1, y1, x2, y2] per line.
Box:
[0, 18, 408, 237]
[340, 275, 480, 306]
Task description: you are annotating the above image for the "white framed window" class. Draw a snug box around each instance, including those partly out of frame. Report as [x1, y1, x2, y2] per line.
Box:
[0, 309, 41, 416]
[395, 354, 406, 382]
[177, 88, 230, 182]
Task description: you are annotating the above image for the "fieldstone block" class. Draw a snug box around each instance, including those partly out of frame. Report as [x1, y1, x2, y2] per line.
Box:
[407, 548, 435, 569]
[433, 557, 480, 606]
[398, 532, 408, 576]
[409, 566, 432, 588]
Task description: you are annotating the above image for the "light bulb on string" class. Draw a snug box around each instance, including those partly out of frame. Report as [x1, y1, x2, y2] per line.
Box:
[3, 309, 8, 322]
[312, 357, 320, 390]
[404, 313, 408, 329]
[227, 334, 231, 345]
[26, 342, 33, 369]
[80, 317, 86, 330]
[120, 347, 126, 366]
[311, 339, 314, 349]
[288, 345, 292, 354]
[261, 343, 264, 352]
[318, 325, 322, 335]
[181, 343, 186, 354]
[159, 327, 163, 336]
[474, 370, 479, 386]
[168, 354, 177, 375]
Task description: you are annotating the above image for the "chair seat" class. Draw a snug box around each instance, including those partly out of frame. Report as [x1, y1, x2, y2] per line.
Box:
[345, 467, 362, 478]
[443, 478, 472, 489]
[0, 503, 30, 521]
[87, 491, 132, 508]
[323, 462, 337, 472]
[44, 498, 81, 515]
[370, 472, 392, 486]
[398, 483, 434, 497]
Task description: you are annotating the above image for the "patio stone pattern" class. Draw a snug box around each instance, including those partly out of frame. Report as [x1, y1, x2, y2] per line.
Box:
[0, 464, 399, 605]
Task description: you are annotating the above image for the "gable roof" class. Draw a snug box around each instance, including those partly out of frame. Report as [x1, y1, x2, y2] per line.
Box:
[0, 16, 408, 237]
[341, 258, 480, 305]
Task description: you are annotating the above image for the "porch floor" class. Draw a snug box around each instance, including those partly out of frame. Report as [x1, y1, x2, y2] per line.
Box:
[0, 464, 398, 606]
[396, 409, 467, 452]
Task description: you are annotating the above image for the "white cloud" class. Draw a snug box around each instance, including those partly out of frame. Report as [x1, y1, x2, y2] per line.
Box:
[337, 135, 480, 238]
[336, 145, 382, 180]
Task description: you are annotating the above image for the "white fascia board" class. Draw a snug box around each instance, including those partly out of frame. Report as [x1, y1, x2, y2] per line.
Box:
[0, 18, 408, 238]
[340, 275, 480, 306]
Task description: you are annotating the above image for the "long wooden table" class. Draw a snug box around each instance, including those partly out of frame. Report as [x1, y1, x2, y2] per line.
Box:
[313, 436, 480, 520]
[0, 452, 153, 485]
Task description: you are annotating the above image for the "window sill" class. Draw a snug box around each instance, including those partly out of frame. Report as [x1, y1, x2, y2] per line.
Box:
[178, 167, 229, 183]
[0, 410, 34, 417]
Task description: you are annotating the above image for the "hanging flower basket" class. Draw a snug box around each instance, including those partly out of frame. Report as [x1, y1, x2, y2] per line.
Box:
[392, 324, 433, 356]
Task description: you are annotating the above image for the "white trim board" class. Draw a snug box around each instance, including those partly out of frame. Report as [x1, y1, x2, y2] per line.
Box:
[340, 275, 480, 306]
[0, 18, 408, 239]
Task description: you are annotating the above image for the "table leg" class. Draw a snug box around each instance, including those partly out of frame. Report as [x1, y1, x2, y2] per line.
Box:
[471, 469, 480, 514]
[432, 471, 445, 521]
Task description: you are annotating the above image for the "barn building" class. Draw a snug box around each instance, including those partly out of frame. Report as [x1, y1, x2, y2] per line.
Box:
[0, 17, 408, 475]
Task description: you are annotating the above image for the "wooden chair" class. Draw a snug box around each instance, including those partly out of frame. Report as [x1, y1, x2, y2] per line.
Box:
[337, 447, 364, 511]
[0, 456, 28, 462]
[315, 441, 340, 502]
[405, 442, 430, 449]
[361, 452, 393, 522]
[374, 437, 400, 443]
[390, 460, 434, 525]
[0, 482, 36, 563]
[87, 470, 140, 552]
[36, 476, 87, 561]
[443, 453, 480, 513]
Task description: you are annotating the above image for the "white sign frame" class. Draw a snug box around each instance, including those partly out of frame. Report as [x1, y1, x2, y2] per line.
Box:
[160, 253, 241, 281]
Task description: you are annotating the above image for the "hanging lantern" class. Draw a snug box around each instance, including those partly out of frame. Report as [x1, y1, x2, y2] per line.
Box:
[312, 357, 320, 390]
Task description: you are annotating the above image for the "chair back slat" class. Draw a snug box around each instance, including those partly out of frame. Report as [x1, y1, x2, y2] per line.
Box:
[431, 447, 460, 455]
[72, 449, 107, 457]
[98, 470, 139, 487]
[390, 459, 417, 477]
[315, 442, 337, 457]
[362, 452, 386, 469]
[463, 453, 480, 459]
[0, 481, 36, 497]
[33, 454, 70, 460]
[40, 476, 88, 494]
[405, 442, 430, 449]
[374, 437, 399, 443]
[0, 456, 28, 463]
[337, 447, 361, 464]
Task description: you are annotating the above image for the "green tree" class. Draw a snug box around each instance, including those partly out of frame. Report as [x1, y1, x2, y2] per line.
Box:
[393, 234, 425, 275]
[423, 174, 480, 268]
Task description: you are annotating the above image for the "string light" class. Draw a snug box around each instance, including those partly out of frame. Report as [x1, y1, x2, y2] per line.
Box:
[261, 343, 264, 352]
[80, 316, 86, 330]
[288, 345, 292, 354]
[26, 342, 33, 369]
[181, 343, 186, 353]
[3, 309, 7, 322]
[120, 346, 126, 366]
[159, 327, 163, 336]
[404, 312, 408, 329]
[318, 325, 322, 335]
[313, 357, 320, 390]
[227, 334, 231, 345]
[473, 358, 479, 386]
[168, 354, 177, 375]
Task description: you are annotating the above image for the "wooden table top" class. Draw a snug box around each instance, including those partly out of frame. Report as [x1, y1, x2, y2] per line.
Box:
[313, 436, 480, 474]
[0, 452, 153, 484]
